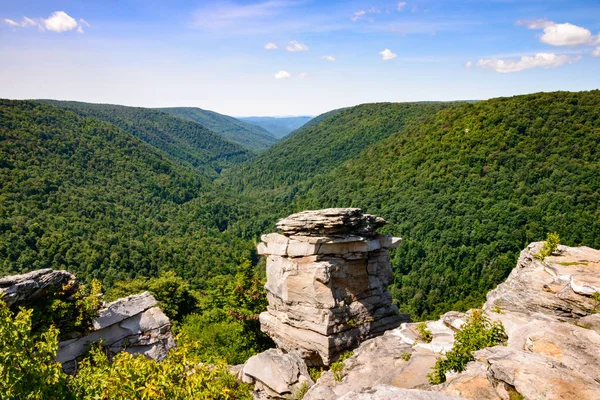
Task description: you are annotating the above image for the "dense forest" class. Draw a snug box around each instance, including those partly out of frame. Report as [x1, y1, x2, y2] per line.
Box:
[158, 107, 278, 152]
[0, 100, 260, 289]
[36, 100, 251, 176]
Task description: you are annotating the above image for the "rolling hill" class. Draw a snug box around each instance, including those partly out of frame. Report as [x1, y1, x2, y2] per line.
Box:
[238, 116, 313, 139]
[158, 107, 278, 152]
[35, 100, 251, 176]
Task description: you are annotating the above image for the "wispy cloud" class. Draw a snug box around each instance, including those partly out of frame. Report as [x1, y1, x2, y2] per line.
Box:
[397, 2, 407, 12]
[465, 60, 472, 68]
[351, 7, 379, 22]
[593, 47, 600, 57]
[321, 55, 335, 61]
[517, 19, 599, 46]
[3, 11, 88, 33]
[274, 70, 291, 79]
[298, 72, 308, 79]
[286, 40, 308, 51]
[379, 48, 397, 61]
[476, 53, 581, 73]
[265, 42, 278, 50]
[194, 1, 297, 28]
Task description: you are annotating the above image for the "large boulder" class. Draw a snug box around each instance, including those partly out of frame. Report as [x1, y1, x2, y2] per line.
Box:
[258, 208, 408, 366]
[240, 348, 314, 399]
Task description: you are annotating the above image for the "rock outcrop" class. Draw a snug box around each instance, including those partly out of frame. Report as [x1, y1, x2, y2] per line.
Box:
[57, 292, 175, 373]
[304, 242, 600, 400]
[258, 208, 408, 366]
[0, 269, 175, 374]
[0, 268, 78, 307]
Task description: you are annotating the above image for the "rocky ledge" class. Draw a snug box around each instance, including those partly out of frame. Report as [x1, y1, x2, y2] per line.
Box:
[0, 269, 175, 374]
[303, 241, 600, 400]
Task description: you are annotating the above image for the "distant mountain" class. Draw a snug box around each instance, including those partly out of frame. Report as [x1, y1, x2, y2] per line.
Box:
[158, 107, 278, 152]
[35, 100, 251, 176]
[238, 116, 313, 139]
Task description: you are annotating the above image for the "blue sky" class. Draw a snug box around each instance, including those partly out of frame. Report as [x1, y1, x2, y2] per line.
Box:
[1, 0, 599, 116]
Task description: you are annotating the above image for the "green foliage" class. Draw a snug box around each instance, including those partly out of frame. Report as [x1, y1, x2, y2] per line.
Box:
[330, 351, 354, 383]
[36, 100, 251, 175]
[107, 271, 199, 322]
[591, 292, 600, 314]
[535, 232, 560, 261]
[400, 352, 412, 362]
[0, 297, 72, 399]
[291, 91, 600, 320]
[179, 261, 272, 364]
[427, 310, 507, 384]
[308, 367, 323, 382]
[70, 343, 252, 399]
[416, 322, 433, 343]
[293, 382, 309, 400]
[159, 107, 277, 152]
[0, 100, 257, 290]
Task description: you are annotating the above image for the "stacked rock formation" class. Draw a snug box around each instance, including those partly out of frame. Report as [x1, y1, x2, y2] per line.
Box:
[257, 208, 409, 366]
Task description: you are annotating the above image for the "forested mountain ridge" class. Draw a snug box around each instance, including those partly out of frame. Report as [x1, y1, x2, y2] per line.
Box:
[238, 116, 313, 138]
[35, 100, 251, 177]
[294, 90, 600, 319]
[221, 102, 450, 203]
[158, 107, 278, 152]
[0, 100, 257, 288]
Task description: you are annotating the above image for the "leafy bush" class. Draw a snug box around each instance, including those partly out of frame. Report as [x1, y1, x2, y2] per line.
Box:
[416, 322, 433, 343]
[535, 232, 560, 261]
[427, 310, 507, 384]
[0, 297, 71, 399]
[70, 343, 252, 399]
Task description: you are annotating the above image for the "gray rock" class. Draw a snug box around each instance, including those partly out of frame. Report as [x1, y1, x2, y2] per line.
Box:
[241, 349, 313, 398]
[57, 292, 175, 373]
[276, 208, 386, 237]
[0, 269, 77, 307]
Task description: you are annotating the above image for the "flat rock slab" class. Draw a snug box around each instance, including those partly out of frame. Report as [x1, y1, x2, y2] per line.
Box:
[93, 291, 158, 330]
[0, 268, 76, 307]
[337, 385, 466, 400]
[276, 208, 386, 237]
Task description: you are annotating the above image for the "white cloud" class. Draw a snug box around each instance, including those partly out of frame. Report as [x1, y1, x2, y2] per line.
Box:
[4, 11, 87, 33]
[298, 72, 308, 79]
[379, 48, 397, 61]
[265, 42, 278, 50]
[321, 55, 335, 61]
[593, 47, 600, 57]
[398, 2, 407, 11]
[465, 61, 472, 68]
[518, 19, 598, 46]
[43, 11, 78, 32]
[274, 70, 291, 79]
[351, 10, 366, 22]
[476, 53, 581, 73]
[3, 18, 19, 27]
[286, 40, 308, 52]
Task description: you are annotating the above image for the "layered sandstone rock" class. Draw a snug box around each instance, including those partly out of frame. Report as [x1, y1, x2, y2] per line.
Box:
[57, 292, 175, 373]
[0, 269, 175, 374]
[258, 208, 408, 366]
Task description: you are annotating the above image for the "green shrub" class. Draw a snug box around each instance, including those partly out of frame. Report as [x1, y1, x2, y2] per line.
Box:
[308, 367, 323, 382]
[0, 297, 72, 399]
[535, 232, 560, 261]
[330, 351, 354, 383]
[400, 352, 412, 362]
[427, 310, 507, 384]
[416, 322, 433, 343]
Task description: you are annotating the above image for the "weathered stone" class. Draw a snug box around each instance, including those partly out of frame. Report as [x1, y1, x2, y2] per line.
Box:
[577, 314, 600, 333]
[259, 209, 408, 366]
[337, 385, 465, 400]
[0, 269, 77, 307]
[484, 242, 600, 320]
[57, 292, 175, 373]
[241, 349, 313, 399]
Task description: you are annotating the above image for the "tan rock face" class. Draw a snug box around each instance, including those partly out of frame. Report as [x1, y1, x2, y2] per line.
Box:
[259, 208, 408, 366]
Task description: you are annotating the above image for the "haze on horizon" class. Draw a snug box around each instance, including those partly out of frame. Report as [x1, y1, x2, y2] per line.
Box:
[1, 0, 599, 116]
